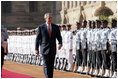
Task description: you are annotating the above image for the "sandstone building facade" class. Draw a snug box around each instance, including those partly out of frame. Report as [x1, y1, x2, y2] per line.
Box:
[61, 1, 117, 24]
[1, 1, 117, 30]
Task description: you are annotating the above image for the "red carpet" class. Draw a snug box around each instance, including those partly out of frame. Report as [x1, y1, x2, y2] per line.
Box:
[1, 69, 34, 78]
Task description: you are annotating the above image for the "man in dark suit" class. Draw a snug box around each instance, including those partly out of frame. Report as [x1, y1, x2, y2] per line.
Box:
[35, 13, 62, 78]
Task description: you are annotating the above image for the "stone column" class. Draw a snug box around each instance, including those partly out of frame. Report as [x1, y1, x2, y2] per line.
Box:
[81, 1, 83, 6]
[66, 1, 69, 9]
[77, 1, 81, 7]
[65, 1, 67, 9]
[69, 1, 72, 8]
[62, 1, 64, 10]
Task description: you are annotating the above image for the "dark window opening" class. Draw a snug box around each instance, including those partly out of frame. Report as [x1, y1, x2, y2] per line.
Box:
[29, 1, 38, 12]
[1, 1, 12, 13]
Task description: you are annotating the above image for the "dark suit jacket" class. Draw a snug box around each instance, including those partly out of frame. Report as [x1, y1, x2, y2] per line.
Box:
[35, 23, 62, 55]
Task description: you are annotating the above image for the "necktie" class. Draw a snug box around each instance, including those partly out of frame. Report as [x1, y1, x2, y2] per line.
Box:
[48, 24, 51, 37]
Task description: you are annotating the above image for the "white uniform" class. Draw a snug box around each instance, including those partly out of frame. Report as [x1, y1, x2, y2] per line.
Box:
[61, 30, 67, 59]
[14, 35, 18, 53]
[22, 35, 25, 54]
[101, 28, 110, 50]
[73, 34, 77, 55]
[76, 29, 81, 51]
[31, 35, 36, 54]
[8, 36, 12, 53]
[86, 28, 92, 50]
[80, 28, 87, 49]
[56, 39, 59, 58]
[95, 28, 102, 51]
[91, 28, 97, 51]
[65, 30, 73, 70]
[108, 27, 117, 52]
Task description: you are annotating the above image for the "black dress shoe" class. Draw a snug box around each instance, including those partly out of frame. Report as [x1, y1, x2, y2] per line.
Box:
[77, 71, 81, 74]
[74, 71, 78, 73]
[66, 70, 72, 72]
[90, 74, 95, 77]
[81, 72, 86, 74]
[96, 75, 102, 78]
[102, 76, 110, 78]
[74, 71, 76, 73]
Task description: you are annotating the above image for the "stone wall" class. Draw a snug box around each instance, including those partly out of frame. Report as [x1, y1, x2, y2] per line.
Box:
[1, 1, 117, 30]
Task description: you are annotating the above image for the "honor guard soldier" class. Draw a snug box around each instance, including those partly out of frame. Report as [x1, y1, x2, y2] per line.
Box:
[65, 24, 73, 71]
[109, 19, 117, 78]
[61, 24, 68, 71]
[101, 20, 111, 77]
[94, 20, 103, 77]
[74, 22, 83, 73]
[80, 20, 88, 74]
[89, 21, 97, 76]
[86, 20, 93, 74]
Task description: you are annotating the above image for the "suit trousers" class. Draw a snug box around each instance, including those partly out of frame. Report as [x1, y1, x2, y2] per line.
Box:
[96, 50, 102, 69]
[111, 52, 117, 71]
[42, 53, 55, 78]
[1, 46, 4, 69]
[101, 50, 110, 69]
[82, 49, 87, 66]
[76, 50, 82, 66]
